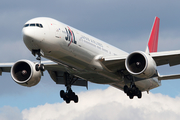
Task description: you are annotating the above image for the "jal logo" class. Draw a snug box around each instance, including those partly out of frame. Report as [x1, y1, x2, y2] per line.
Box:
[65, 26, 77, 46]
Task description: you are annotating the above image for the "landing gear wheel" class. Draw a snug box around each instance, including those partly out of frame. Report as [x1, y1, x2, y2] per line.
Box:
[35, 64, 45, 71]
[137, 91, 142, 99]
[124, 85, 128, 93]
[35, 64, 40, 71]
[129, 94, 134, 99]
[33, 49, 45, 72]
[72, 92, 75, 97]
[66, 98, 70, 104]
[74, 95, 78, 103]
[60, 90, 65, 98]
[40, 64, 45, 71]
[124, 84, 142, 99]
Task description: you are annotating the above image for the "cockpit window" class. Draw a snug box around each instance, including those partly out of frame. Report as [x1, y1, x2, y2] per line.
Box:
[24, 24, 29, 27]
[39, 24, 43, 28]
[30, 24, 35, 26]
[36, 23, 40, 27]
[24, 23, 43, 28]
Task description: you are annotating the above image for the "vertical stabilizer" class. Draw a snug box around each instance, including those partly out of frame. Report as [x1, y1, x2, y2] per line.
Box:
[145, 17, 160, 53]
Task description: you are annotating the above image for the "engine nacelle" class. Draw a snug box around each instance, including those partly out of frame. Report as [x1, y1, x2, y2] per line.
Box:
[11, 60, 41, 87]
[125, 51, 157, 78]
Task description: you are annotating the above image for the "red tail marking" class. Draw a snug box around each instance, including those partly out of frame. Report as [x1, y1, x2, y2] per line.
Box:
[148, 17, 160, 53]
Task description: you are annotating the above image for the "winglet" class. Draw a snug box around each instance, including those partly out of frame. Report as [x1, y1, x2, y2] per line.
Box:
[145, 17, 160, 53]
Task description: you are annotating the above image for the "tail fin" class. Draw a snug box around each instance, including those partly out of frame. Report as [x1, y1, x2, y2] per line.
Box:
[145, 17, 160, 53]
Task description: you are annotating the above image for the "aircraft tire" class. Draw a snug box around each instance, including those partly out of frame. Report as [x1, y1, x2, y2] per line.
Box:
[66, 98, 70, 104]
[137, 91, 142, 99]
[60, 90, 65, 98]
[35, 64, 40, 71]
[74, 95, 78, 103]
[40, 64, 45, 71]
[124, 85, 128, 93]
[129, 94, 134, 99]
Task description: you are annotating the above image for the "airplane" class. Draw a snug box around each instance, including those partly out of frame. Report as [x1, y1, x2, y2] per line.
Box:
[1, 16, 180, 104]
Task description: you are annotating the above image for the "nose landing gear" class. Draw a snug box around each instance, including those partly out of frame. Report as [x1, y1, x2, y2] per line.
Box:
[32, 50, 79, 104]
[35, 64, 45, 71]
[32, 49, 45, 72]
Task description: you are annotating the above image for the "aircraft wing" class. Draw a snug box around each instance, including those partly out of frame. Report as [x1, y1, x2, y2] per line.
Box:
[0, 60, 87, 87]
[99, 50, 180, 80]
[150, 50, 180, 66]
[158, 73, 180, 80]
[41, 60, 66, 71]
[99, 55, 128, 72]
[0, 60, 66, 74]
[0, 63, 14, 75]
[0, 60, 63, 72]
[100, 50, 180, 71]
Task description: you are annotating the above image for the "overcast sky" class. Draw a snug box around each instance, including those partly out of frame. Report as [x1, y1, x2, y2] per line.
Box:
[1, 0, 180, 120]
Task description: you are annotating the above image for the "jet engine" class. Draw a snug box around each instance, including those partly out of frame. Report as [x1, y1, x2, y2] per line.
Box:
[11, 60, 41, 87]
[125, 51, 157, 78]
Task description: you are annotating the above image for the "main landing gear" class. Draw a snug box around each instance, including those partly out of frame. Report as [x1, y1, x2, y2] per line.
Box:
[60, 72, 79, 104]
[60, 88, 78, 104]
[124, 84, 142, 99]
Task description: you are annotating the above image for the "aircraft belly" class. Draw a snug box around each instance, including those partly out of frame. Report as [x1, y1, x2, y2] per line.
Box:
[44, 51, 121, 84]
[44, 54, 121, 84]
[111, 77, 161, 92]
[135, 77, 161, 91]
[44, 54, 88, 70]
[76, 71, 121, 84]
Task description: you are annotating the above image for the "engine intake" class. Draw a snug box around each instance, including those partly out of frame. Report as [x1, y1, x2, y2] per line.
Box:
[11, 60, 41, 87]
[125, 51, 157, 78]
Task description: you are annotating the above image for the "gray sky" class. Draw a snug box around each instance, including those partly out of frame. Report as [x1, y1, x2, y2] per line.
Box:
[1, 0, 180, 119]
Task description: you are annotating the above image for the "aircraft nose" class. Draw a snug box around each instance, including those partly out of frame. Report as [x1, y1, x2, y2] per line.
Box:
[23, 28, 44, 41]
[23, 28, 34, 40]
[22, 27, 45, 50]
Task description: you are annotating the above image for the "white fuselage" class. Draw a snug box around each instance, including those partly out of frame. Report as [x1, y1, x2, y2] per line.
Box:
[22, 17, 161, 92]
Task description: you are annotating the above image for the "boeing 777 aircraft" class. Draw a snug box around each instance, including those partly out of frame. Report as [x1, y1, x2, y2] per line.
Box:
[1, 17, 180, 103]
